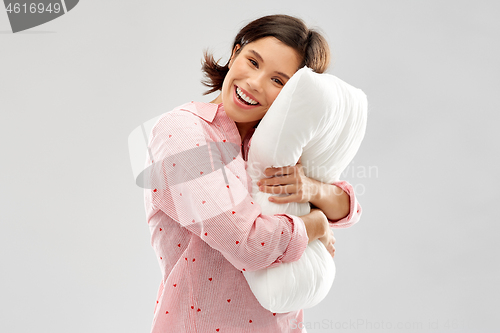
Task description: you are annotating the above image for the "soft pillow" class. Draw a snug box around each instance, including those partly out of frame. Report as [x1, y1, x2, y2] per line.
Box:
[243, 67, 367, 313]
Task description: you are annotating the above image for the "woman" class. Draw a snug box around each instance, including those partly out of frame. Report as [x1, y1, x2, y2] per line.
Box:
[145, 14, 361, 332]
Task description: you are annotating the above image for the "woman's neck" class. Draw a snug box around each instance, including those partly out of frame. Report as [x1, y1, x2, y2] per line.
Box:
[210, 94, 258, 143]
[236, 121, 258, 143]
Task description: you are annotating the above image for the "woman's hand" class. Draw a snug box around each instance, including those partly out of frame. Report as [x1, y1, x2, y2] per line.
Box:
[318, 228, 336, 258]
[258, 158, 350, 221]
[299, 208, 336, 258]
[257, 158, 320, 204]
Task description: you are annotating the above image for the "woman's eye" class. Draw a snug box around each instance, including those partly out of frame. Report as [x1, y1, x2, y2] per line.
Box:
[249, 59, 258, 67]
[273, 78, 284, 86]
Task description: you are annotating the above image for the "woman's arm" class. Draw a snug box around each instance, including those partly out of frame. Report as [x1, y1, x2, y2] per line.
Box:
[147, 110, 310, 272]
[257, 159, 361, 227]
[307, 179, 350, 221]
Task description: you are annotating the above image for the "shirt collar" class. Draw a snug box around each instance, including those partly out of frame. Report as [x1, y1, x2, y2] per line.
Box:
[179, 101, 221, 123]
[179, 101, 258, 145]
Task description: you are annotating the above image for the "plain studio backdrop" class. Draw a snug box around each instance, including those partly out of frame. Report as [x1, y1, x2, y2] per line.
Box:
[1, 1, 498, 332]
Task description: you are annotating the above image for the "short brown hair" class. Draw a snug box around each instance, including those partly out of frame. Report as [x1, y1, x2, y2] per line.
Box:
[201, 14, 331, 95]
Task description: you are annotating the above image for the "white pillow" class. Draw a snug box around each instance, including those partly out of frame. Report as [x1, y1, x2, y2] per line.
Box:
[243, 67, 367, 313]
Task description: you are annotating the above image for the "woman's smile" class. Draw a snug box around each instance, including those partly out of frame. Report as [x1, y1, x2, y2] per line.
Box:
[233, 85, 260, 109]
[218, 36, 301, 128]
[235, 85, 259, 105]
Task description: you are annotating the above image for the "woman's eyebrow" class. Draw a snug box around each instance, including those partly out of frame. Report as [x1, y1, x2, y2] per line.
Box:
[248, 49, 291, 81]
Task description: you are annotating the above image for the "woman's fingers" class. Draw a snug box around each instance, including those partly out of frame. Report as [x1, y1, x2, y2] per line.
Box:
[260, 183, 310, 204]
[264, 165, 299, 177]
[326, 241, 335, 257]
[259, 164, 315, 203]
[259, 174, 296, 187]
[260, 182, 298, 195]
[326, 243, 335, 257]
[268, 193, 301, 204]
[320, 229, 336, 258]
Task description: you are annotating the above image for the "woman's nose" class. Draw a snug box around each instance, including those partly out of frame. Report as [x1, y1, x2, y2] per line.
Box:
[247, 72, 265, 93]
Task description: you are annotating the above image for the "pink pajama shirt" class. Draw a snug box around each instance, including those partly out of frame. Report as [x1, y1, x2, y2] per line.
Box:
[144, 101, 361, 332]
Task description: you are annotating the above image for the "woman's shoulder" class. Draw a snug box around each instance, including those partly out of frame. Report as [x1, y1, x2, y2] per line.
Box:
[157, 101, 220, 124]
[157, 101, 197, 121]
[151, 101, 219, 139]
[148, 102, 210, 158]
[153, 102, 200, 129]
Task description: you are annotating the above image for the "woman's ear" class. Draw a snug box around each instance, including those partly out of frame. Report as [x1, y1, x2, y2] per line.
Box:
[228, 44, 241, 69]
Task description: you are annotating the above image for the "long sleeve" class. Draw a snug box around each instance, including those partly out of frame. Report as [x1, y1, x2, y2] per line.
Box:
[147, 111, 309, 272]
[327, 180, 362, 229]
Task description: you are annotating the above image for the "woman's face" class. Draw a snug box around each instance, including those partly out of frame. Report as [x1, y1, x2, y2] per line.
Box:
[219, 37, 302, 125]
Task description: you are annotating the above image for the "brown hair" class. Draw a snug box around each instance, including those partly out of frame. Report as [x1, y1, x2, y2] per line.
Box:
[201, 14, 331, 95]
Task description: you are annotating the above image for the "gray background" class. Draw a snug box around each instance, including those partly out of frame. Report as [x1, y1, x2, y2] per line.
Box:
[1, 1, 498, 332]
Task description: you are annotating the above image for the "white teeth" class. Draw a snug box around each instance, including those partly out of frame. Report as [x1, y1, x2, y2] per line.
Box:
[236, 87, 258, 105]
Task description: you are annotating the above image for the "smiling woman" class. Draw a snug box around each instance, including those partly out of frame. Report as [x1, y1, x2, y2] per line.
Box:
[203, 15, 330, 141]
[143, 14, 361, 333]
[210, 37, 301, 140]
